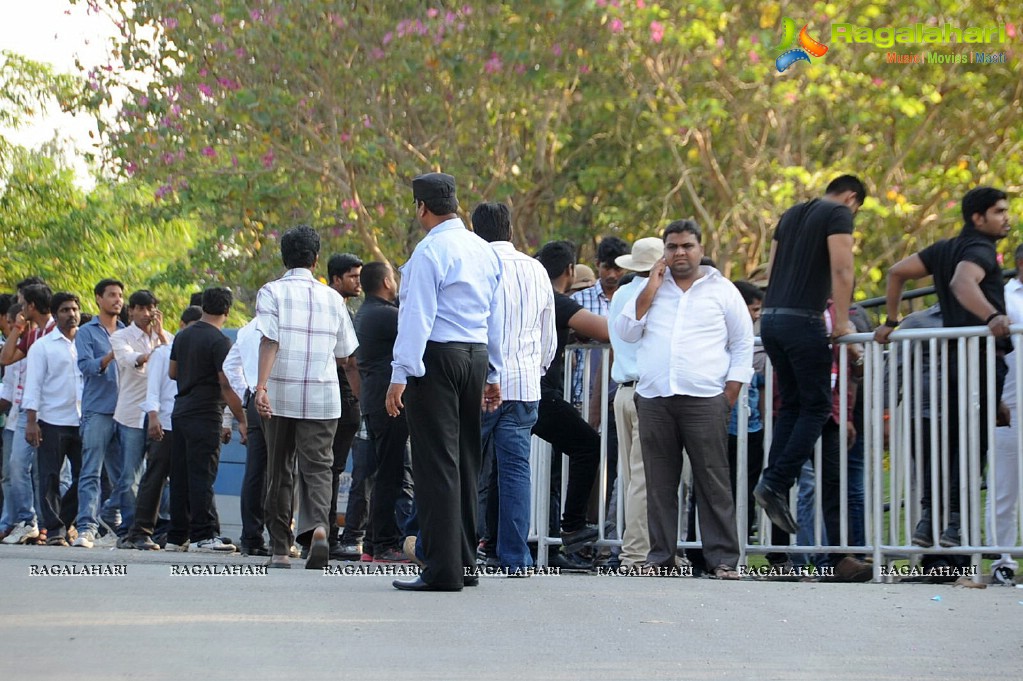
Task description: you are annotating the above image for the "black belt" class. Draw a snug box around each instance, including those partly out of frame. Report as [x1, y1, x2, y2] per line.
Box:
[426, 340, 486, 350]
[761, 307, 821, 319]
[620, 381, 637, 388]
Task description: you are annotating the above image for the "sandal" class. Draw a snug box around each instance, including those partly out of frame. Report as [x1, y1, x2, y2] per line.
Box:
[713, 565, 740, 580]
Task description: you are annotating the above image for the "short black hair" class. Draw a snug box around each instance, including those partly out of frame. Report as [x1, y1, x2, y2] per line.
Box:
[93, 278, 125, 298]
[825, 174, 868, 204]
[6, 302, 22, 321]
[1014, 244, 1023, 264]
[21, 284, 52, 314]
[962, 186, 1008, 226]
[471, 202, 512, 243]
[201, 287, 233, 316]
[733, 280, 765, 305]
[700, 256, 716, 267]
[16, 276, 46, 291]
[50, 292, 80, 316]
[280, 225, 320, 269]
[663, 219, 702, 243]
[328, 253, 363, 282]
[128, 289, 158, 308]
[421, 196, 459, 217]
[359, 261, 392, 296]
[596, 236, 629, 268]
[0, 293, 13, 317]
[180, 305, 203, 324]
[190, 292, 203, 306]
[536, 241, 576, 281]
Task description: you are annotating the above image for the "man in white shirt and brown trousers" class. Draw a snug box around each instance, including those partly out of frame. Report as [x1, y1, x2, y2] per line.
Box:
[615, 220, 753, 579]
[255, 225, 359, 569]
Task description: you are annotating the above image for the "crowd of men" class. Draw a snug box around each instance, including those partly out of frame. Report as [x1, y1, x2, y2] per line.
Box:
[0, 173, 1018, 589]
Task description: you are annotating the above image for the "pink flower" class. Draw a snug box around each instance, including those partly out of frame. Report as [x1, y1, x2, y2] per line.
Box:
[198, 83, 214, 97]
[610, 18, 623, 33]
[139, 95, 149, 107]
[579, 64, 591, 74]
[552, 43, 562, 57]
[872, 77, 884, 86]
[636, 0, 645, 7]
[650, 21, 664, 43]
[235, 47, 247, 58]
[340, 132, 352, 142]
[1007, 23, 1017, 38]
[716, 37, 725, 47]
[261, 149, 275, 169]
[162, 152, 175, 165]
[748, 49, 760, 64]
[250, 9, 263, 22]
[383, 31, 393, 45]
[362, 115, 372, 128]
[201, 146, 216, 158]
[164, 17, 178, 30]
[155, 184, 173, 199]
[444, 11, 456, 24]
[371, 48, 385, 60]
[596, 0, 606, 6]
[231, 156, 239, 167]
[376, 204, 386, 217]
[427, 8, 439, 18]
[170, 104, 181, 116]
[484, 52, 503, 74]
[125, 161, 138, 176]
[461, 5, 473, 15]
[198, 68, 208, 77]
[514, 63, 527, 74]
[211, 13, 224, 26]
[218, 77, 240, 91]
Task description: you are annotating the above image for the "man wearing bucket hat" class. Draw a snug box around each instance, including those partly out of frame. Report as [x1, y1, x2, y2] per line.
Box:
[608, 237, 663, 570]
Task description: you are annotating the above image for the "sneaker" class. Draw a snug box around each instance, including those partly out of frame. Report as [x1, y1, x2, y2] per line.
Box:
[334, 542, 363, 560]
[938, 513, 961, 548]
[190, 537, 236, 553]
[163, 541, 190, 552]
[911, 517, 934, 548]
[992, 566, 1016, 586]
[549, 549, 593, 572]
[2, 521, 40, 545]
[403, 535, 425, 568]
[374, 547, 410, 563]
[73, 530, 97, 549]
[560, 525, 599, 553]
[46, 535, 69, 547]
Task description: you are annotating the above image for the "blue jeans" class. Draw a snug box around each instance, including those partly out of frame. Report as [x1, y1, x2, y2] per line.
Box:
[1, 428, 14, 530]
[77, 412, 121, 535]
[793, 461, 817, 567]
[759, 311, 833, 493]
[481, 400, 539, 569]
[9, 412, 38, 526]
[114, 421, 148, 536]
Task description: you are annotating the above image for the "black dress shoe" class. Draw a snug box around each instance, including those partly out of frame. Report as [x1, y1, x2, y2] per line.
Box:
[464, 576, 479, 587]
[306, 528, 330, 570]
[241, 545, 271, 557]
[392, 576, 462, 592]
[753, 481, 799, 535]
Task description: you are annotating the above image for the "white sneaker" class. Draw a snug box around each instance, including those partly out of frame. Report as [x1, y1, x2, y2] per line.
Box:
[2, 521, 40, 545]
[72, 530, 96, 548]
[163, 541, 190, 552]
[190, 537, 236, 553]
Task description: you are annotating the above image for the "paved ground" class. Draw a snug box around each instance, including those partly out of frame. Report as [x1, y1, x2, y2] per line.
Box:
[2, 538, 1021, 680]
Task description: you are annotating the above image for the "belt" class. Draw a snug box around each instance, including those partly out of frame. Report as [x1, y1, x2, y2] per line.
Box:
[761, 307, 821, 319]
[425, 340, 486, 350]
[619, 381, 637, 388]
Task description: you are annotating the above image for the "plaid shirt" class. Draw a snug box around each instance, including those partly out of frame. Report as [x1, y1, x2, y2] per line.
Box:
[256, 268, 359, 420]
[570, 281, 611, 404]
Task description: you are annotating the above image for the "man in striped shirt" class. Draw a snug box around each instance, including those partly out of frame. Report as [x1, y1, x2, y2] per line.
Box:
[472, 202, 556, 574]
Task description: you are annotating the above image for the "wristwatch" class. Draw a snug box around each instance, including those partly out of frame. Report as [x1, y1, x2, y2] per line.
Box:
[883, 317, 900, 328]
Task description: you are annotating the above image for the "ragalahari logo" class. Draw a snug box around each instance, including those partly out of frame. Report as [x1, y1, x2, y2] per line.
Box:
[775, 17, 829, 72]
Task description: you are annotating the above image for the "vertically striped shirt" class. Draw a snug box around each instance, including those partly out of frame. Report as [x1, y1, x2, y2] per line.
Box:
[489, 242, 556, 402]
[256, 268, 359, 420]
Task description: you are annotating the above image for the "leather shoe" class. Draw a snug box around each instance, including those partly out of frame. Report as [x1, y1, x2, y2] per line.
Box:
[305, 526, 330, 570]
[753, 481, 799, 535]
[392, 576, 462, 592]
[464, 575, 479, 587]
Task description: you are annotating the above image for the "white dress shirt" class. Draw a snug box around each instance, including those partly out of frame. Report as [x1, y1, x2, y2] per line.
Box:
[489, 241, 556, 402]
[391, 218, 504, 385]
[111, 323, 171, 428]
[222, 319, 260, 401]
[22, 330, 83, 427]
[256, 268, 359, 420]
[140, 344, 176, 431]
[1002, 277, 1023, 409]
[615, 266, 754, 398]
[608, 277, 645, 384]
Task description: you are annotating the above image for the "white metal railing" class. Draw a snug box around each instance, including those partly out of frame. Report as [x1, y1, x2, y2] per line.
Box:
[526, 329, 1023, 582]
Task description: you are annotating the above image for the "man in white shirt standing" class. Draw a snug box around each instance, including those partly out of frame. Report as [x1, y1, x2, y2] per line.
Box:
[472, 202, 556, 574]
[989, 243, 1023, 585]
[21, 292, 84, 547]
[615, 221, 753, 578]
[103, 290, 172, 548]
[120, 305, 202, 550]
[254, 226, 359, 569]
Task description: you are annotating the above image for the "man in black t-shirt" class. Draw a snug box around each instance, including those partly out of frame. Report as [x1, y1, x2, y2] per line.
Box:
[875, 186, 1011, 549]
[755, 175, 867, 554]
[533, 241, 610, 560]
[166, 287, 247, 553]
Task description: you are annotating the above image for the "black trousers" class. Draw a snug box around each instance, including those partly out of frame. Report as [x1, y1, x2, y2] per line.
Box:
[330, 398, 361, 547]
[240, 398, 268, 549]
[365, 409, 411, 554]
[168, 415, 222, 545]
[531, 396, 600, 533]
[37, 422, 82, 540]
[127, 432, 173, 541]
[404, 341, 488, 589]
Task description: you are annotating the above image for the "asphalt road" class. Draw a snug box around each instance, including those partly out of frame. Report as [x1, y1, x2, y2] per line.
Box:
[2, 541, 1020, 681]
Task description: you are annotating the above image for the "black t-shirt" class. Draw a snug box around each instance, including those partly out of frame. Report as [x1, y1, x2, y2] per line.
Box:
[541, 292, 584, 400]
[170, 321, 231, 420]
[354, 295, 399, 415]
[917, 226, 1008, 350]
[763, 199, 855, 311]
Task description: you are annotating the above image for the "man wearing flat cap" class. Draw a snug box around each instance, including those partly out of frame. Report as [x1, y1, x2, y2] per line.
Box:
[386, 172, 505, 592]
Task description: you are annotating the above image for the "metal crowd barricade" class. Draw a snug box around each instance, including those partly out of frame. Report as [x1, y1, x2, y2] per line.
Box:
[526, 328, 1023, 582]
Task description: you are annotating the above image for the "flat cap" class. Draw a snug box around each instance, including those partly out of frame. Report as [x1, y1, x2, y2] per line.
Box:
[412, 172, 457, 202]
